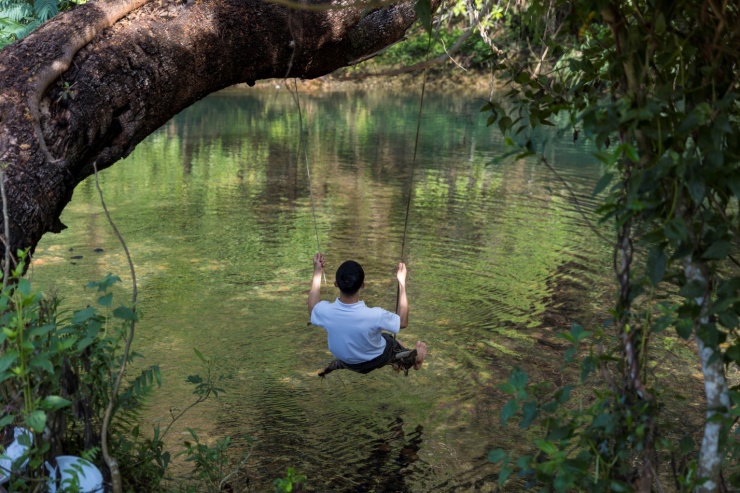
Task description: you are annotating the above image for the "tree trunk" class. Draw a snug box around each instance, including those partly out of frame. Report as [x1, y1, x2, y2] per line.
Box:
[684, 257, 730, 493]
[0, 0, 433, 265]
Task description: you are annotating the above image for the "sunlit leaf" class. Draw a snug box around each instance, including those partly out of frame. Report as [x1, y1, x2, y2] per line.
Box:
[26, 410, 46, 433]
[40, 395, 72, 411]
[534, 439, 558, 456]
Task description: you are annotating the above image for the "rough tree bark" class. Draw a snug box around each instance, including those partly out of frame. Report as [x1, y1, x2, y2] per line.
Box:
[0, 0, 436, 265]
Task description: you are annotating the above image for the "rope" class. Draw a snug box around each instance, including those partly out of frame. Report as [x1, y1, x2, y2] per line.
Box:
[283, 11, 328, 292]
[395, 28, 435, 315]
[286, 78, 328, 292]
[291, 80, 323, 255]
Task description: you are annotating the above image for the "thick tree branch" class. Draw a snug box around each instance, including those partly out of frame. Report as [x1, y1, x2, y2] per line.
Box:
[0, 0, 437, 265]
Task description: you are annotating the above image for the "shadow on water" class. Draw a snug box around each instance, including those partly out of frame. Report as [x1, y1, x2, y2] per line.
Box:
[30, 85, 623, 491]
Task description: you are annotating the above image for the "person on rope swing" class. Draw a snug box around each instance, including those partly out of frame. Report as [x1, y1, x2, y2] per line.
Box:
[308, 253, 428, 377]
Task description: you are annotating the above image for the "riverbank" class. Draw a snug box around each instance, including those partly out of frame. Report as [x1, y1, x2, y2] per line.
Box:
[249, 66, 497, 94]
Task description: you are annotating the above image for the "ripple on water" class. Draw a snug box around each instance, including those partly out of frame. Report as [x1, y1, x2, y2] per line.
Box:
[30, 89, 613, 492]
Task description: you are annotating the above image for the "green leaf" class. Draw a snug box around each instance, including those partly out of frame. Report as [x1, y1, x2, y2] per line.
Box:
[40, 395, 72, 411]
[651, 315, 673, 333]
[498, 382, 516, 394]
[498, 116, 512, 134]
[499, 465, 513, 486]
[72, 306, 97, 324]
[413, 0, 432, 33]
[719, 311, 739, 330]
[570, 323, 590, 342]
[28, 324, 55, 338]
[520, 401, 538, 429]
[655, 12, 666, 34]
[17, 278, 32, 296]
[702, 241, 730, 260]
[592, 172, 614, 197]
[622, 143, 639, 163]
[488, 448, 507, 463]
[555, 385, 573, 404]
[0, 350, 18, 373]
[88, 273, 121, 292]
[77, 336, 95, 351]
[0, 413, 14, 428]
[30, 356, 54, 374]
[194, 348, 206, 362]
[113, 306, 138, 322]
[58, 336, 78, 350]
[647, 245, 667, 285]
[686, 177, 706, 203]
[679, 280, 706, 299]
[725, 345, 740, 365]
[97, 292, 113, 307]
[676, 318, 693, 339]
[26, 410, 46, 433]
[509, 367, 528, 390]
[664, 218, 688, 243]
[534, 439, 558, 456]
[501, 399, 518, 426]
[679, 434, 695, 454]
[581, 355, 596, 383]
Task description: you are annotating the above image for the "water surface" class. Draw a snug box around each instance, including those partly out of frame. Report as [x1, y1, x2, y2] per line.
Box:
[32, 85, 613, 491]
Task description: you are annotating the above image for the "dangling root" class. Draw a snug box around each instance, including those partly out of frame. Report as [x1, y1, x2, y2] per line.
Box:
[27, 0, 152, 164]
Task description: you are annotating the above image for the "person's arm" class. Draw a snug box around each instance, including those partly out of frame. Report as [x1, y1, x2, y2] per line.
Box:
[396, 262, 409, 328]
[308, 252, 326, 317]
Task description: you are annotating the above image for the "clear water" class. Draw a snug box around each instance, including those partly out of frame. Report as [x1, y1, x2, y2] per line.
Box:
[31, 85, 613, 491]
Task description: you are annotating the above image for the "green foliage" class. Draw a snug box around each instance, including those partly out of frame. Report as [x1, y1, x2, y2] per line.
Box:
[177, 429, 232, 491]
[493, 329, 668, 492]
[0, 0, 82, 48]
[0, 258, 234, 491]
[0, 254, 156, 489]
[481, 0, 740, 490]
[274, 467, 307, 493]
[382, 25, 494, 69]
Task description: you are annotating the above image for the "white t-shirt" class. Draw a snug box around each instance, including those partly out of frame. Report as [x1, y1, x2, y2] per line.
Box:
[311, 298, 401, 364]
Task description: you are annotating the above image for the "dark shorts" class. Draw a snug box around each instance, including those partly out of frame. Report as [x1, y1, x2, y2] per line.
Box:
[340, 333, 407, 374]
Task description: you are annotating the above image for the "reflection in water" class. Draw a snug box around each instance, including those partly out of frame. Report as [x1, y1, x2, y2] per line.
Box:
[32, 86, 613, 491]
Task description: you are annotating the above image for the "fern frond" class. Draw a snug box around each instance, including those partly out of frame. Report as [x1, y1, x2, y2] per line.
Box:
[33, 0, 57, 22]
[13, 18, 38, 38]
[1, 3, 31, 22]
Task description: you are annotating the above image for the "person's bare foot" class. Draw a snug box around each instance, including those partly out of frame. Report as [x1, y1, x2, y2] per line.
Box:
[413, 341, 427, 370]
